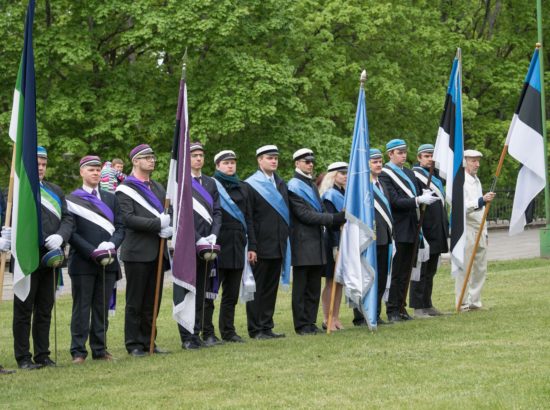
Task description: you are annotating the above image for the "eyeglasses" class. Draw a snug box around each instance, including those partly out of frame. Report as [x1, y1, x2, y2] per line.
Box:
[300, 159, 315, 165]
[137, 155, 156, 162]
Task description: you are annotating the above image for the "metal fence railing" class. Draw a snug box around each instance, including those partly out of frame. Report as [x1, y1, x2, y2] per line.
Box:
[486, 188, 546, 224]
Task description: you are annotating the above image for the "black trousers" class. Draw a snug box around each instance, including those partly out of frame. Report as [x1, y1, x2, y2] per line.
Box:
[218, 268, 242, 340]
[292, 265, 323, 332]
[179, 259, 215, 341]
[386, 242, 414, 315]
[13, 266, 58, 364]
[352, 244, 390, 324]
[70, 271, 116, 358]
[246, 258, 281, 337]
[409, 253, 440, 309]
[123, 261, 164, 352]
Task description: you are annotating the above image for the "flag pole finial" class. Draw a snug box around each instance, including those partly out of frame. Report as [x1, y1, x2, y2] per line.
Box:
[536, 42, 542, 49]
[360, 70, 367, 87]
[181, 47, 188, 80]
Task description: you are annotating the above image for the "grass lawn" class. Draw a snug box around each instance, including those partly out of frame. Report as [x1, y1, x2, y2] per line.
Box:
[0, 258, 549, 409]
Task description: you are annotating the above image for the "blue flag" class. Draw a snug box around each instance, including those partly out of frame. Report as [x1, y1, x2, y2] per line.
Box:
[335, 71, 378, 329]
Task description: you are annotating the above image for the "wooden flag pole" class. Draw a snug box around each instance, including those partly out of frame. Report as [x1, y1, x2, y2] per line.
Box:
[0, 146, 16, 303]
[456, 145, 507, 312]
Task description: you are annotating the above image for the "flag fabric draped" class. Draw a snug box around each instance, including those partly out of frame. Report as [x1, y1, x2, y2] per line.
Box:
[433, 52, 466, 278]
[335, 74, 378, 329]
[166, 74, 196, 333]
[9, 0, 42, 301]
[506, 48, 546, 236]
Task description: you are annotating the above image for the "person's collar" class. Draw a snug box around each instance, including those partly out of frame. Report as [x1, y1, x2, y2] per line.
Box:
[295, 168, 312, 179]
[465, 171, 478, 182]
[261, 169, 274, 179]
[191, 170, 202, 178]
[131, 171, 150, 182]
[82, 184, 99, 194]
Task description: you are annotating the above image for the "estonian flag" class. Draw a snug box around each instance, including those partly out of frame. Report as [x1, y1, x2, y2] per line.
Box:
[9, 0, 42, 301]
[433, 50, 466, 277]
[166, 71, 197, 333]
[506, 48, 546, 236]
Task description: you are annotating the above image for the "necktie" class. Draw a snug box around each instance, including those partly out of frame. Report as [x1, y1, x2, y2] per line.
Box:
[375, 181, 381, 190]
[194, 176, 202, 185]
[92, 189, 97, 197]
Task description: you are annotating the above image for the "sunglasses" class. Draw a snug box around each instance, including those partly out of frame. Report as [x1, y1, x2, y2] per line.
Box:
[137, 155, 156, 162]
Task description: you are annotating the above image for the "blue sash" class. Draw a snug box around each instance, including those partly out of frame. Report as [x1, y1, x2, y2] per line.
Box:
[413, 166, 445, 197]
[288, 177, 322, 212]
[386, 162, 417, 196]
[373, 183, 392, 220]
[321, 187, 344, 212]
[213, 179, 246, 229]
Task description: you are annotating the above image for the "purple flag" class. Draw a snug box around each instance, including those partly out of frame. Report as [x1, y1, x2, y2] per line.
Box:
[166, 73, 196, 333]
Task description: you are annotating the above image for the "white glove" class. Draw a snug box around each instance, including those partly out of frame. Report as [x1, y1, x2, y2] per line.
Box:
[205, 234, 217, 245]
[159, 213, 170, 229]
[417, 191, 437, 206]
[0, 237, 10, 252]
[159, 226, 173, 239]
[332, 247, 338, 260]
[45, 234, 63, 250]
[97, 241, 116, 250]
[196, 237, 210, 246]
[1, 226, 12, 241]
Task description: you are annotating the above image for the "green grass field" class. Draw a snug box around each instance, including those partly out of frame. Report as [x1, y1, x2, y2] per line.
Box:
[0, 258, 549, 409]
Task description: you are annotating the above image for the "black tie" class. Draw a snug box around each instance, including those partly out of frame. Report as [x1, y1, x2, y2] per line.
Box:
[375, 181, 381, 190]
[92, 189, 97, 197]
[194, 176, 202, 185]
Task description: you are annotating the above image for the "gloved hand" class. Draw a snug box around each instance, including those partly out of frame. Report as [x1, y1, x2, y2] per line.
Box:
[0, 237, 10, 252]
[205, 234, 217, 245]
[159, 226, 173, 239]
[332, 247, 338, 260]
[97, 241, 116, 250]
[45, 234, 63, 250]
[333, 211, 346, 225]
[1, 226, 12, 242]
[196, 237, 210, 247]
[417, 190, 437, 206]
[159, 213, 170, 229]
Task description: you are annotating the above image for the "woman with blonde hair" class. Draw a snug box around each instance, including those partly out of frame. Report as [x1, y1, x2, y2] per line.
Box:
[319, 162, 348, 331]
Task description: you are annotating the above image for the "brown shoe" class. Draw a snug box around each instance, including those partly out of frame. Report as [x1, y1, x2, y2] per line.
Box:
[94, 352, 114, 361]
[72, 356, 86, 364]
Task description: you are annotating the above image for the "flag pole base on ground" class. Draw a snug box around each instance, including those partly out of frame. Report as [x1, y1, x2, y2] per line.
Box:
[539, 227, 550, 258]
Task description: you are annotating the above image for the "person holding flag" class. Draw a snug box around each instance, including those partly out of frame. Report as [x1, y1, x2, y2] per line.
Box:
[212, 150, 256, 343]
[379, 139, 437, 322]
[288, 149, 345, 335]
[116, 144, 172, 357]
[13, 146, 73, 369]
[178, 141, 223, 349]
[66, 155, 125, 363]
[1, 227, 15, 374]
[410, 144, 449, 318]
[245, 145, 289, 340]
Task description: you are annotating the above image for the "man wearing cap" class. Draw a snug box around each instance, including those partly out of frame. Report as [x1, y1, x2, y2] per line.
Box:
[379, 139, 438, 322]
[178, 141, 223, 349]
[13, 146, 73, 369]
[66, 155, 125, 363]
[457, 149, 495, 310]
[410, 144, 449, 318]
[212, 150, 256, 343]
[116, 144, 172, 356]
[0, 205, 15, 374]
[245, 145, 290, 339]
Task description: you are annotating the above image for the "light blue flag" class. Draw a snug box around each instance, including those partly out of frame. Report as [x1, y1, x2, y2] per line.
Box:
[335, 71, 378, 329]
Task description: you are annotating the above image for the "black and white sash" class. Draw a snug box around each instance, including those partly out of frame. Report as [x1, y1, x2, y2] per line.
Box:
[67, 196, 115, 235]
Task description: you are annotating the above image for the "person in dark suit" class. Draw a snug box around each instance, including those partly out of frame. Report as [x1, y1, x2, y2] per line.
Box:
[411, 144, 449, 318]
[13, 146, 74, 369]
[66, 155, 125, 363]
[0, 203, 15, 374]
[288, 149, 345, 335]
[245, 145, 289, 340]
[116, 144, 172, 357]
[378, 139, 437, 322]
[0, 187, 5, 226]
[178, 142, 223, 349]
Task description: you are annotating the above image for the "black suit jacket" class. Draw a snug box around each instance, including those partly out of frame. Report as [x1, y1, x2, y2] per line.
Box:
[116, 178, 169, 263]
[40, 180, 74, 258]
[0, 188, 5, 226]
[288, 172, 334, 267]
[246, 172, 289, 259]
[67, 189, 125, 275]
[193, 175, 222, 241]
[378, 165, 421, 244]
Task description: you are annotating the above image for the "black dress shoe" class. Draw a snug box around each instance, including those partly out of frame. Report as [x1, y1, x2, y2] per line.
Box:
[377, 318, 393, 326]
[387, 314, 402, 322]
[18, 360, 42, 370]
[129, 348, 146, 357]
[182, 339, 203, 350]
[153, 347, 170, 354]
[0, 365, 16, 375]
[203, 335, 223, 347]
[253, 332, 273, 340]
[35, 357, 56, 367]
[399, 311, 414, 321]
[353, 319, 368, 327]
[264, 330, 285, 338]
[296, 327, 316, 336]
[224, 335, 245, 343]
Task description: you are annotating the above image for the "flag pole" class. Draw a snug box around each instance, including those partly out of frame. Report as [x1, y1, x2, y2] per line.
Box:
[456, 145, 507, 312]
[536, 1, 550, 257]
[0, 146, 16, 302]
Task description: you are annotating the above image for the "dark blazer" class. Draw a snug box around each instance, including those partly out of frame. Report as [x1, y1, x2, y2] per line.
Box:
[193, 174, 222, 241]
[413, 166, 449, 254]
[116, 178, 169, 263]
[373, 181, 393, 247]
[323, 185, 344, 249]
[288, 172, 335, 267]
[0, 188, 5, 227]
[378, 165, 421, 244]
[40, 180, 74, 258]
[246, 172, 289, 259]
[215, 179, 255, 270]
[68, 189, 125, 275]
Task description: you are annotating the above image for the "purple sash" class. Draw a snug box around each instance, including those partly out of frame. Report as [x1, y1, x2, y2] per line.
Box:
[71, 188, 114, 223]
[192, 178, 213, 209]
[125, 176, 164, 213]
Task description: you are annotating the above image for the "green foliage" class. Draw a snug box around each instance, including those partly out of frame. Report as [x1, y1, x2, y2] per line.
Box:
[1, 0, 548, 189]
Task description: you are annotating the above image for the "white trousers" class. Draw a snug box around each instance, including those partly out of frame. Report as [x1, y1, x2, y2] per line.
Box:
[455, 227, 487, 308]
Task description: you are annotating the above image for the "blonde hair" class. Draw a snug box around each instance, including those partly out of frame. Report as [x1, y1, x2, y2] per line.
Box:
[319, 171, 337, 196]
